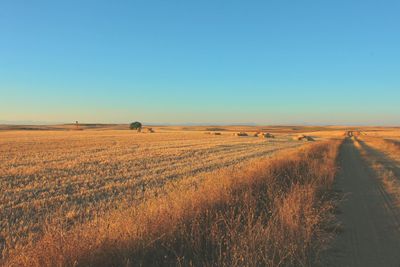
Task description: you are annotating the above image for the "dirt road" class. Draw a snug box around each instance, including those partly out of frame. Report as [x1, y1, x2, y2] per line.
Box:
[323, 138, 400, 267]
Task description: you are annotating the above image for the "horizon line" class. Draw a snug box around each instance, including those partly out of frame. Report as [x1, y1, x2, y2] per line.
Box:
[1, 120, 399, 128]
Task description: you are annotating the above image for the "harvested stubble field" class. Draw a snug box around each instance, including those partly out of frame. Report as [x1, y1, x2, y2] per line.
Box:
[0, 129, 307, 257]
[1, 129, 342, 266]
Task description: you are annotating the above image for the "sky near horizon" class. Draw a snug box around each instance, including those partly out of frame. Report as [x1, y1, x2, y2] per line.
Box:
[1, 1, 399, 125]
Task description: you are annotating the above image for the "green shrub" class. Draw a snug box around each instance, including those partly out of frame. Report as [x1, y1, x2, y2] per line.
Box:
[130, 122, 142, 131]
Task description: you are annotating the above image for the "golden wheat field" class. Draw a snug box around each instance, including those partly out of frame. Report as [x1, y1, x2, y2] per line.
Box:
[2, 127, 399, 266]
[0, 128, 312, 254]
[1, 126, 343, 266]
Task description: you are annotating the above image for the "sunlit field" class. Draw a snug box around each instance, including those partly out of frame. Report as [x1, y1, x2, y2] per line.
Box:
[1, 128, 313, 254]
[2, 126, 399, 266]
[1, 126, 344, 266]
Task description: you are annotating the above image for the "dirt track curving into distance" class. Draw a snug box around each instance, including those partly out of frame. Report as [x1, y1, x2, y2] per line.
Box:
[323, 138, 400, 266]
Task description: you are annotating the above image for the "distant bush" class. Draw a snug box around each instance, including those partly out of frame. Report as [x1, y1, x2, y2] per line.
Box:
[130, 122, 142, 132]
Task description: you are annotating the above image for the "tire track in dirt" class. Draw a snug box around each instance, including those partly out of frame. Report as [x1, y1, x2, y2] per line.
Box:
[323, 138, 400, 267]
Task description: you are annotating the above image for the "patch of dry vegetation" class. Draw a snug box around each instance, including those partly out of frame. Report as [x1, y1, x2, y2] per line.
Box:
[0, 130, 302, 256]
[4, 140, 342, 266]
[354, 136, 400, 204]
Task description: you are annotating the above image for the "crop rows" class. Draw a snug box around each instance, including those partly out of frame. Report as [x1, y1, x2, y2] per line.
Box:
[0, 130, 301, 250]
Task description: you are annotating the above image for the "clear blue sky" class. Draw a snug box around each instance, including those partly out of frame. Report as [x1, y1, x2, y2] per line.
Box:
[1, 0, 399, 125]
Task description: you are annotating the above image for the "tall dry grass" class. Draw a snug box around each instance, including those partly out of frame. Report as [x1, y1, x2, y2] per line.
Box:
[364, 137, 400, 155]
[354, 136, 400, 204]
[0, 130, 302, 252]
[4, 140, 341, 267]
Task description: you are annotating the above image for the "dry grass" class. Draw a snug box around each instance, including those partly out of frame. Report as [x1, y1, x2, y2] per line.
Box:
[354, 136, 400, 204]
[0, 130, 303, 257]
[4, 139, 342, 266]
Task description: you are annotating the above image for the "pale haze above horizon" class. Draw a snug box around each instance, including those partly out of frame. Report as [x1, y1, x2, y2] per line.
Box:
[1, 1, 399, 125]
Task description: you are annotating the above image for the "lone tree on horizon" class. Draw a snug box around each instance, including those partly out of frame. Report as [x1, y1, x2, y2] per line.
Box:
[130, 121, 142, 132]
